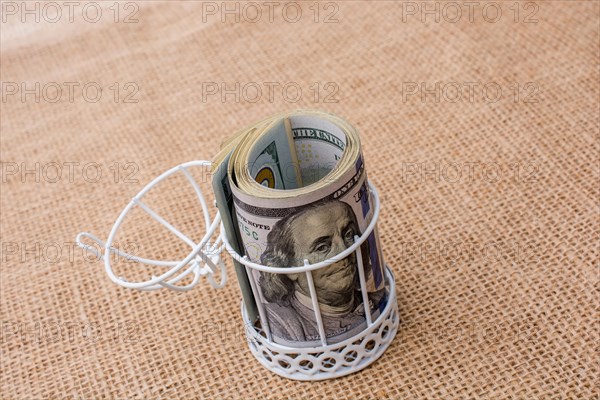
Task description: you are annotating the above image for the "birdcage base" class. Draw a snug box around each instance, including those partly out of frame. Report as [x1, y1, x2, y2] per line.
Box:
[241, 265, 399, 381]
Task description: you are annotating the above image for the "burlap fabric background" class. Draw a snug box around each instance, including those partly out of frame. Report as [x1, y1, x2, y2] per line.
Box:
[1, 1, 598, 398]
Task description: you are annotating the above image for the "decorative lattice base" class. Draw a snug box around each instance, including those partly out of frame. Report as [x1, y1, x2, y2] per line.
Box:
[242, 266, 399, 381]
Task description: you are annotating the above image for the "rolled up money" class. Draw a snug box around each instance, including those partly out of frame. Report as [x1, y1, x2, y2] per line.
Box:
[212, 110, 386, 347]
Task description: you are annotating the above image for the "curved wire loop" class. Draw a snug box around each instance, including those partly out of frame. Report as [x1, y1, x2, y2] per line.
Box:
[221, 181, 383, 346]
[76, 160, 227, 291]
[222, 182, 381, 275]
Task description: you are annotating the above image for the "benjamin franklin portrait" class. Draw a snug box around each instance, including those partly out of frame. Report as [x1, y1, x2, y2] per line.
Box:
[258, 199, 386, 344]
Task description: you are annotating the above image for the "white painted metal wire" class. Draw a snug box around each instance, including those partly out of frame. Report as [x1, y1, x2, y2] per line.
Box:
[222, 183, 399, 380]
[242, 266, 399, 381]
[76, 161, 398, 381]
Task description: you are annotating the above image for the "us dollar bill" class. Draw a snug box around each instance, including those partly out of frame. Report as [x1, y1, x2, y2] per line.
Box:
[213, 110, 386, 347]
[212, 117, 300, 324]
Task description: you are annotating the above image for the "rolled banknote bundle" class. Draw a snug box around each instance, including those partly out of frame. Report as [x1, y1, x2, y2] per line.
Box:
[212, 110, 386, 348]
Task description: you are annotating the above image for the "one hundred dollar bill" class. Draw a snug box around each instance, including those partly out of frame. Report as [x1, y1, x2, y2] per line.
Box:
[212, 110, 386, 347]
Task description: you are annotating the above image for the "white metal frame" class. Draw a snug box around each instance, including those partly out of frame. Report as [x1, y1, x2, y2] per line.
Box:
[76, 160, 226, 291]
[221, 183, 399, 380]
[222, 183, 384, 342]
[76, 160, 398, 381]
[242, 267, 398, 380]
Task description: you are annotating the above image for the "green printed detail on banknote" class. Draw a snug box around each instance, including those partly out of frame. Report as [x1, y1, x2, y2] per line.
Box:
[211, 150, 259, 323]
[249, 141, 284, 189]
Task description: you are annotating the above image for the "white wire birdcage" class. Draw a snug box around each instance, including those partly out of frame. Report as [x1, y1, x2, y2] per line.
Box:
[77, 160, 398, 381]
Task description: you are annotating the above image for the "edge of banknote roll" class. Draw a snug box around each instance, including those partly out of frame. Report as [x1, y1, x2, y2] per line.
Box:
[211, 110, 387, 348]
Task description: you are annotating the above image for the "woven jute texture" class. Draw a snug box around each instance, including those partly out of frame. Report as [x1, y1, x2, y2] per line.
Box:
[1, 1, 598, 399]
